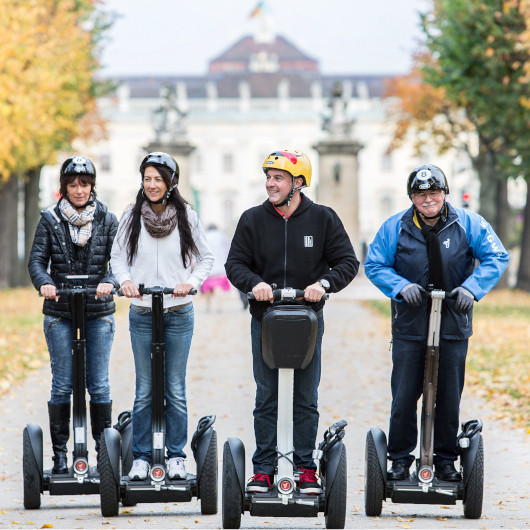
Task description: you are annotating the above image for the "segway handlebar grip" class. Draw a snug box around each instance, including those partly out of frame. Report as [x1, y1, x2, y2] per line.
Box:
[137, 285, 197, 296]
[247, 288, 329, 301]
[418, 285, 458, 299]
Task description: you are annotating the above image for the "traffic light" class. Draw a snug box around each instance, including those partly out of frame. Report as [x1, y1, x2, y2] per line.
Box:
[462, 191, 471, 208]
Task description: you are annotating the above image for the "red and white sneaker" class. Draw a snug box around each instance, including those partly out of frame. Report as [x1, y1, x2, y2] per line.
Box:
[246, 473, 273, 493]
[299, 467, 322, 494]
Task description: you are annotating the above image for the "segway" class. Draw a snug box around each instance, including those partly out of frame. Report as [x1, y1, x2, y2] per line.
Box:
[23, 275, 104, 509]
[222, 287, 348, 529]
[364, 288, 484, 519]
[98, 284, 218, 517]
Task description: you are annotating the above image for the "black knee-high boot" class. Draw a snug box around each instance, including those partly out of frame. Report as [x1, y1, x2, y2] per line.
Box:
[48, 401, 71, 474]
[90, 401, 112, 454]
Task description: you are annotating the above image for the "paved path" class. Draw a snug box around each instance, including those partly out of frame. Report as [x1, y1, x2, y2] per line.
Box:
[0, 277, 528, 528]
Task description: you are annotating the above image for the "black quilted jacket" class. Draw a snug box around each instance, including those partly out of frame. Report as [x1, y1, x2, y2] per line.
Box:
[28, 199, 119, 319]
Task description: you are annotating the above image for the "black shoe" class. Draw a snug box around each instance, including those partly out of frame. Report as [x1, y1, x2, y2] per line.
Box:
[435, 463, 461, 482]
[387, 461, 410, 481]
[246, 473, 273, 493]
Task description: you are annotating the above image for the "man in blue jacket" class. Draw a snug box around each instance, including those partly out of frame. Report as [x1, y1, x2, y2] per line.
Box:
[226, 149, 358, 494]
[364, 164, 508, 482]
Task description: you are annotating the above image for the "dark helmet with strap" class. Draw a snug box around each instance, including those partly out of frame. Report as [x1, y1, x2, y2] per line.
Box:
[407, 164, 449, 197]
[60, 156, 96, 180]
[140, 151, 179, 188]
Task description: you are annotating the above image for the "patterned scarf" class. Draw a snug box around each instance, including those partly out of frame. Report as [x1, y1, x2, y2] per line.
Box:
[141, 201, 178, 238]
[59, 198, 96, 247]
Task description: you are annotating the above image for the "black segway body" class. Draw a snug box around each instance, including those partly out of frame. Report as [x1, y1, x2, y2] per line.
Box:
[23, 276, 103, 509]
[98, 285, 218, 517]
[364, 289, 484, 519]
[222, 288, 347, 529]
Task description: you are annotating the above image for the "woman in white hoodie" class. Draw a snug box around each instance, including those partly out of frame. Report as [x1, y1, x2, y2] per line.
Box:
[111, 152, 213, 481]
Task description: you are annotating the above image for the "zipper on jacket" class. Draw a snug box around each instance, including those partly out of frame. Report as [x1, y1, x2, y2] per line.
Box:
[283, 218, 288, 287]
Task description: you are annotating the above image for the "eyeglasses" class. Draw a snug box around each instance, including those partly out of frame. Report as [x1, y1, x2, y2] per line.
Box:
[412, 190, 444, 200]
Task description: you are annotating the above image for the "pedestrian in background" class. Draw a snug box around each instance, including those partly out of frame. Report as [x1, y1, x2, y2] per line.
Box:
[201, 224, 231, 311]
[28, 156, 118, 474]
[364, 164, 508, 482]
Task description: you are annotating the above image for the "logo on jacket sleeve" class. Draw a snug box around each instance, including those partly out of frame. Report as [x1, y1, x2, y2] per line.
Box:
[304, 236, 313, 247]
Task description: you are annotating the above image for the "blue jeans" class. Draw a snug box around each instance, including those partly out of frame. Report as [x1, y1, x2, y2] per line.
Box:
[129, 303, 194, 462]
[44, 315, 115, 404]
[388, 338, 468, 466]
[250, 309, 324, 475]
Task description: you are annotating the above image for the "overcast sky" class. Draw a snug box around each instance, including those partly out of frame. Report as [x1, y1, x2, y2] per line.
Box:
[100, 0, 432, 77]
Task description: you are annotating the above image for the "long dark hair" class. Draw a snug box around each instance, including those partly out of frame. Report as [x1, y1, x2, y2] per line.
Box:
[123, 164, 199, 267]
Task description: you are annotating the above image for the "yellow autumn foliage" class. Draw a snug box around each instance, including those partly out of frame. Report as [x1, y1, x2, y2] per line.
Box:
[0, 0, 105, 177]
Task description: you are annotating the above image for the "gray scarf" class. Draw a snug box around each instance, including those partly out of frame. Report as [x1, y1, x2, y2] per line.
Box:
[141, 201, 178, 238]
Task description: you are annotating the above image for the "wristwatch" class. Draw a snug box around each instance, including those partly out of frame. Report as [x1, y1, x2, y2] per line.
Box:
[319, 279, 330, 292]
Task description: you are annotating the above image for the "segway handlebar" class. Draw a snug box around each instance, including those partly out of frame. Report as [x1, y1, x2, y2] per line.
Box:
[418, 286, 458, 299]
[247, 287, 329, 302]
[113, 285, 197, 297]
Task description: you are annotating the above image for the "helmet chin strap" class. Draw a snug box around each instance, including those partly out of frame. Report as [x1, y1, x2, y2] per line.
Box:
[142, 185, 175, 205]
[418, 201, 447, 221]
[274, 177, 305, 207]
[65, 192, 95, 209]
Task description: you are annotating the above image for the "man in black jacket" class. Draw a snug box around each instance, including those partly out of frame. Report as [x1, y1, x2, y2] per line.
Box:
[225, 149, 358, 494]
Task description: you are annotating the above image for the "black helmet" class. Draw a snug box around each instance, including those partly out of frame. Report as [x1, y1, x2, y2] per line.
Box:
[140, 152, 179, 187]
[407, 164, 449, 197]
[60, 156, 96, 179]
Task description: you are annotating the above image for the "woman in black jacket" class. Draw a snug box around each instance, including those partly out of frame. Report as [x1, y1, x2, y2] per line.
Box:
[28, 156, 118, 474]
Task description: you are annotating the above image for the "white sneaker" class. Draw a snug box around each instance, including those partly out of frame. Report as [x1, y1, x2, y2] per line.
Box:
[128, 459, 149, 481]
[167, 457, 186, 479]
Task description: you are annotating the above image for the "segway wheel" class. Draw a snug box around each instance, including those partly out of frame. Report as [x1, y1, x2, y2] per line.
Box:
[364, 431, 384, 517]
[199, 430, 218, 514]
[325, 442, 347, 529]
[222, 441, 242, 529]
[99, 435, 120, 517]
[463, 434, 484, 519]
[23, 428, 41, 509]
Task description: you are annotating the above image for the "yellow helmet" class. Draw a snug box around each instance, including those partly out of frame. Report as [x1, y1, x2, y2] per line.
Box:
[262, 149, 312, 188]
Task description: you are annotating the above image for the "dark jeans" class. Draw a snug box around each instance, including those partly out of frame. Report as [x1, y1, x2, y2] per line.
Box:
[129, 303, 194, 461]
[388, 337, 468, 467]
[44, 315, 115, 404]
[250, 310, 324, 475]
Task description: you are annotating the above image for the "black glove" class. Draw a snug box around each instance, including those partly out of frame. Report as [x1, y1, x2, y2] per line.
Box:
[450, 286, 474, 313]
[399, 283, 423, 306]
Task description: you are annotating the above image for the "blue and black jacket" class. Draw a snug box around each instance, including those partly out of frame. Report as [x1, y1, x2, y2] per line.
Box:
[364, 203, 509, 340]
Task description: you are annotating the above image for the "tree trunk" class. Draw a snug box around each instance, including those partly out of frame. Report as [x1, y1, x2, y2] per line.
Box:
[516, 192, 530, 292]
[23, 168, 42, 286]
[475, 144, 498, 230]
[495, 178, 510, 289]
[0, 175, 20, 288]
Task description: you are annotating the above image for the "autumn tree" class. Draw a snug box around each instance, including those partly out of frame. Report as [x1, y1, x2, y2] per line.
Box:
[0, 0, 112, 287]
[386, 0, 530, 291]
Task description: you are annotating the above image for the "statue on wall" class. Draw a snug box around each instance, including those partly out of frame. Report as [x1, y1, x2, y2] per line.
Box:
[322, 81, 354, 138]
[151, 83, 188, 143]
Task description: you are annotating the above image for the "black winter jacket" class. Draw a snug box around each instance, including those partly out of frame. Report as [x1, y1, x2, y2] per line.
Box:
[28, 200, 119, 319]
[225, 194, 359, 319]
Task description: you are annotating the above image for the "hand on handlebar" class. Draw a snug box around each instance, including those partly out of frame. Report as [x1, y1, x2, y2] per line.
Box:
[40, 284, 58, 302]
[304, 281, 326, 303]
[95, 282, 114, 300]
[120, 280, 142, 300]
[252, 282, 274, 303]
[399, 283, 423, 306]
[450, 286, 474, 313]
[173, 283, 194, 298]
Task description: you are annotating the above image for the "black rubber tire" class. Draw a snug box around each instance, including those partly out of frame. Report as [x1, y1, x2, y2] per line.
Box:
[325, 443, 347, 529]
[364, 431, 384, 517]
[121, 498, 137, 507]
[463, 435, 484, 519]
[122, 434, 134, 477]
[222, 441, 242, 529]
[199, 430, 218, 514]
[99, 435, 120, 517]
[23, 428, 41, 510]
